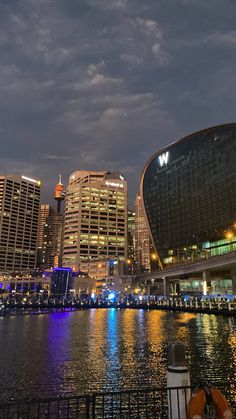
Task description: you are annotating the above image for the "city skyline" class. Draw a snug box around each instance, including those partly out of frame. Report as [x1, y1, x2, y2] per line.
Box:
[1, 2, 236, 415]
[0, 1, 236, 205]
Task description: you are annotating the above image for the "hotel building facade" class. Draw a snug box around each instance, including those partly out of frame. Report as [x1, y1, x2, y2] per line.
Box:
[63, 171, 127, 270]
[141, 123, 236, 268]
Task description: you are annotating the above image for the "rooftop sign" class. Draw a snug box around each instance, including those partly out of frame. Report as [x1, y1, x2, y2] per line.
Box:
[158, 151, 169, 167]
[105, 181, 124, 188]
[21, 176, 41, 185]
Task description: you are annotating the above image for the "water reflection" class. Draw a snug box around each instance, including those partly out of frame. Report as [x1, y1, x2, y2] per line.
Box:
[86, 309, 107, 392]
[146, 311, 166, 387]
[0, 310, 235, 401]
[46, 312, 72, 397]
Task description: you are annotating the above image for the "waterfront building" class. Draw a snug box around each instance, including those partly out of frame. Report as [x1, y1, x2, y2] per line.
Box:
[141, 123, 236, 266]
[51, 267, 73, 296]
[0, 272, 50, 295]
[73, 274, 96, 296]
[63, 171, 127, 270]
[80, 259, 125, 280]
[37, 204, 64, 270]
[50, 267, 93, 296]
[134, 194, 151, 273]
[37, 204, 54, 270]
[141, 123, 236, 294]
[50, 212, 64, 268]
[0, 175, 41, 272]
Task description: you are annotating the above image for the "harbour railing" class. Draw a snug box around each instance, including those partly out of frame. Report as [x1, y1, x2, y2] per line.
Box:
[0, 385, 235, 419]
[1, 296, 236, 316]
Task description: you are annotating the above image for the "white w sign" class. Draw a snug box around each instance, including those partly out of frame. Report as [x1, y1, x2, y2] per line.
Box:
[158, 151, 169, 167]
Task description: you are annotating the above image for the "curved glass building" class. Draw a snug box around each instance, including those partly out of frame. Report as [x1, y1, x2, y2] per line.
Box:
[141, 123, 236, 267]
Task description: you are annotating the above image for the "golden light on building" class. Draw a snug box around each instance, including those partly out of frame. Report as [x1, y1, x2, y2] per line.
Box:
[226, 231, 233, 240]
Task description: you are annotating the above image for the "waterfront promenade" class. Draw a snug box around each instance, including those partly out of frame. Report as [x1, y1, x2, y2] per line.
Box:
[1, 384, 235, 418]
[1, 296, 236, 316]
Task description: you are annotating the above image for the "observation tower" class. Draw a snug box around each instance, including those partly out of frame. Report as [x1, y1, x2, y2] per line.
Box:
[54, 175, 65, 214]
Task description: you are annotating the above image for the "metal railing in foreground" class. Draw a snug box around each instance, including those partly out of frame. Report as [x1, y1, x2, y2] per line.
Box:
[0, 386, 235, 419]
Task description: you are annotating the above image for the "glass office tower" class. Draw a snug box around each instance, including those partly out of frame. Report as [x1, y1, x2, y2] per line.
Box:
[141, 123, 236, 267]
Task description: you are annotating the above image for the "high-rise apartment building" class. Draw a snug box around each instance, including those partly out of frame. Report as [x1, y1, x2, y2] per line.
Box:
[127, 211, 135, 260]
[0, 175, 41, 271]
[37, 204, 64, 270]
[63, 171, 127, 270]
[134, 194, 151, 272]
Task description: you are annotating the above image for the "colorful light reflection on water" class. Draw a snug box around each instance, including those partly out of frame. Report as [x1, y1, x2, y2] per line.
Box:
[0, 310, 235, 401]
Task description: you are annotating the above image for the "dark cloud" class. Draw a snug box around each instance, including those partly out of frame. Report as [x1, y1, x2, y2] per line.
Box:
[0, 0, 236, 207]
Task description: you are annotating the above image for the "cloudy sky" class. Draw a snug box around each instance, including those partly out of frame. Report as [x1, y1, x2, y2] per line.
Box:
[0, 0, 236, 206]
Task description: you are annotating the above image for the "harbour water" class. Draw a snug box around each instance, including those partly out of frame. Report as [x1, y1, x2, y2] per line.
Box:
[0, 309, 235, 402]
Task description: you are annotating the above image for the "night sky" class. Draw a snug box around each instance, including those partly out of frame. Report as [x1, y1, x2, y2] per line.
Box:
[0, 0, 236, 207]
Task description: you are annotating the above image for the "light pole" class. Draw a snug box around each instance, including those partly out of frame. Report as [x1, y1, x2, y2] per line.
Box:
[150, 252, 158, 271]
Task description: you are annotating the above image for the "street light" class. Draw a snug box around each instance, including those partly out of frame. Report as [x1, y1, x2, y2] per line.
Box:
[225, 230, 234, 252]
[151, 253, 158, 261]
[150, 252, 159, 272]
[126, 258, 133, 275]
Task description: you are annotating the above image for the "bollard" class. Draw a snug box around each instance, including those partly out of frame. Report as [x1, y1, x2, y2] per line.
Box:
[167, 342, 191, 419]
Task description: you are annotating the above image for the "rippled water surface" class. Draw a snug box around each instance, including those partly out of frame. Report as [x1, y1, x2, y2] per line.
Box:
[0, 309, 236, 401]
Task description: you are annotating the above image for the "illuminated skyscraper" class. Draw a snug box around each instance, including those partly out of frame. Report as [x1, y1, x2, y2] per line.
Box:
[37, 204, 63, 270]
[134, 194, 151, 272]
[0, 175, 41, 271]
[63, 171, 127, 269]
[126, 210, 135, 273]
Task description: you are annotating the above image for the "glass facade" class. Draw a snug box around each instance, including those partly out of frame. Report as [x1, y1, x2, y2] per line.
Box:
[51, 268, 73, 296]
[141, 123, 236, 266]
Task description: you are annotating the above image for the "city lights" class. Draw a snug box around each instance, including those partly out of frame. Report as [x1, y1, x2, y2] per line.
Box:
[108, 292, 115, 301]
[0, 1, 236, 413]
